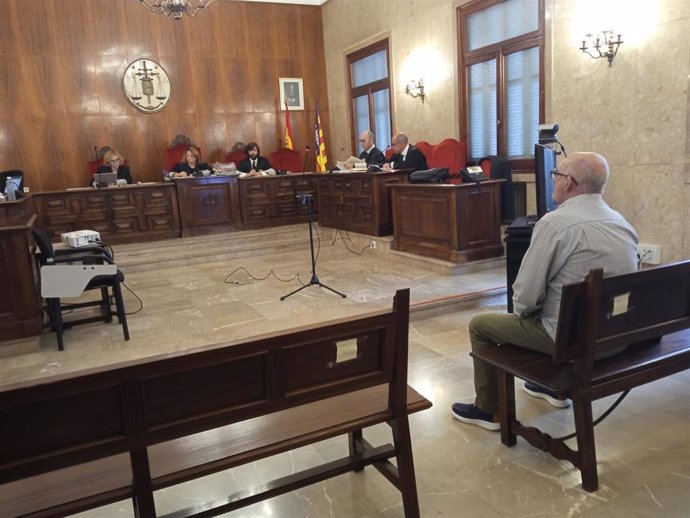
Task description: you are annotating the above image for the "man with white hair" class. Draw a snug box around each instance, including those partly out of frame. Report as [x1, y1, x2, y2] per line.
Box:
[452, 152, 639, 430]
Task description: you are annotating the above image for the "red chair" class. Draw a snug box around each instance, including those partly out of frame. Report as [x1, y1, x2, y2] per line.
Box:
[479, 156, 493, 177]
[164, 144, 201, 171]
[384, 147, 396, 161]
[87, 157, 102, 178]
[270, 147, 302, 172]
[224, 150, 246, 165]
[415, 141, 433, 162]
[429, 138, 467, 184]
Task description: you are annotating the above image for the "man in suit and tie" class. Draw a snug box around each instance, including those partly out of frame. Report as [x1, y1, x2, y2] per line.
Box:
[354, 130, 385, 166]
[383, 132, 428, 171]
[238, 142, 275, 177]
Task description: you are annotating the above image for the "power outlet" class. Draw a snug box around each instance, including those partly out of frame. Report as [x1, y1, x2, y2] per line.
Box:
[637, 243, 661, 265]
[370, 240, 377, 249]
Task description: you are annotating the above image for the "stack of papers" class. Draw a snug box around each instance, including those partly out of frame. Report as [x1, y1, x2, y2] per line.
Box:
[335, 156, 367, 171]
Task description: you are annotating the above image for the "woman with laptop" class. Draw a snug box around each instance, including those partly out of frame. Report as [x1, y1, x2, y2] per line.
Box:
[170, 146, 211, 178]
[95, 150, 133, 185]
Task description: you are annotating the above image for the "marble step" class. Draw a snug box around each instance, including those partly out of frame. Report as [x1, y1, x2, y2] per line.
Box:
[112, 225, 315, 272]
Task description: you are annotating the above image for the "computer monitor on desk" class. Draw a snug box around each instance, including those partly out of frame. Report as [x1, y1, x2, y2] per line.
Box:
[535, 143, 557, 218]
[93, 171, 117, 188]
[0, 170, 24, 195]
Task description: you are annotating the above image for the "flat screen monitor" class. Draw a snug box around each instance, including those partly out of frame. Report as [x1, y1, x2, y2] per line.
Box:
[93, 171, 118, 186]
[0, 170, 23, 195]
[534, 144, 557, 218]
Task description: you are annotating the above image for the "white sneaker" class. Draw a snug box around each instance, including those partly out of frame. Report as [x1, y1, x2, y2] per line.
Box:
[523, 381, 571, 408]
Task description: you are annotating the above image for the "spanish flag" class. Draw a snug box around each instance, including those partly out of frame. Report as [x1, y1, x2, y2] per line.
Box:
[314, 103, 328, 172]
[284, 100, 294, 150]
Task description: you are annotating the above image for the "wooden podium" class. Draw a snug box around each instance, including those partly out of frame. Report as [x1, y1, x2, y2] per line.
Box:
[0, 196, 43, 340]
[389, 180, 505, 263]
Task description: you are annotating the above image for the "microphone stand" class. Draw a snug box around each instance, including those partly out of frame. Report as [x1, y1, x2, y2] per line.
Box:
[302, 146, 310, 173]
[281, 194, 346, 301]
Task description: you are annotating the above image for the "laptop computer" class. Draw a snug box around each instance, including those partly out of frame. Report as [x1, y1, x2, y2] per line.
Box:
[93, 171, 118, 187]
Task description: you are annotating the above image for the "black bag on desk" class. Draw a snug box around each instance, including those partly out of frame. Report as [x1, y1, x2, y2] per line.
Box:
[409, 167, 449, 184]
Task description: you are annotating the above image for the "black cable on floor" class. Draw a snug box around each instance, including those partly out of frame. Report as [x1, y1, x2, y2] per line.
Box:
[121, 281, 144, 315]
[224, 266, 309, 286]
[555, 389, 631, 441]
[331, 229, 375, 256]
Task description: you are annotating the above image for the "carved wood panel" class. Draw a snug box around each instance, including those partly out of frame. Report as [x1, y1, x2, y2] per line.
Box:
[239, 175, 316, 229]
[317, 172, 408, 236]
[174, 177, 242, 236]
[34, 184, 180, 244]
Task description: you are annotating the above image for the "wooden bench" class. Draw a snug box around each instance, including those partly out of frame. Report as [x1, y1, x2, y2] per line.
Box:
[0, 289, 431, 517]
[471, 261, 690, 491]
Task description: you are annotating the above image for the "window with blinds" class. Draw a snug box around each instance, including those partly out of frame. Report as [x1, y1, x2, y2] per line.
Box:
[347, 41, 392, 155]
[459, 0, 543, 163]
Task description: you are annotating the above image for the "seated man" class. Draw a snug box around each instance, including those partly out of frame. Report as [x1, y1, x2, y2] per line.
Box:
[452, 152, 639, 430]
[347, 130, 385, 169]
[382, 132, 428, 172]
[238, 142, 275, 177]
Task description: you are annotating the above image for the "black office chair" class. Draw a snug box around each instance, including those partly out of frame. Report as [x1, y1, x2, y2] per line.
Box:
[32, 228, 130, 351]
[0, 169, 24, 195]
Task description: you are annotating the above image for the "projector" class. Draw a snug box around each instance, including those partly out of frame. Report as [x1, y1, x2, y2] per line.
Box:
[61, 230, 101, 248]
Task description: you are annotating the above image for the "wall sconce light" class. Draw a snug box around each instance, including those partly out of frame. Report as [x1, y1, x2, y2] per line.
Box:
[404, 79, 425, 103]
[579, 30, 623, 67]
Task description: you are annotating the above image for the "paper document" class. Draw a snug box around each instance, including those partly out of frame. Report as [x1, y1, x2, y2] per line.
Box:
[335, 156, 367, 171]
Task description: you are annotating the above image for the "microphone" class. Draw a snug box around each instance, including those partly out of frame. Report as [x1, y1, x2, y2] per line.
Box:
[302, 145, 310, 173]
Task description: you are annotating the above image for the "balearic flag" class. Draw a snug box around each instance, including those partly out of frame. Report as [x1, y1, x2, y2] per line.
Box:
[314, 103, 328, 172]
[284, 100, 294, 150]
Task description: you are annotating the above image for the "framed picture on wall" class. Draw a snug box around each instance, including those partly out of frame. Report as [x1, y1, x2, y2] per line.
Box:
[279, 77, 304, 111]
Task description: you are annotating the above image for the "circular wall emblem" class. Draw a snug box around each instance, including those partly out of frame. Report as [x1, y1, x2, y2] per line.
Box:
[122, 58, 171, 113]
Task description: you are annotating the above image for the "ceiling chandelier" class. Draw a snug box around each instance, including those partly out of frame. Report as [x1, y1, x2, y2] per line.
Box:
[138, 0, 216, 20]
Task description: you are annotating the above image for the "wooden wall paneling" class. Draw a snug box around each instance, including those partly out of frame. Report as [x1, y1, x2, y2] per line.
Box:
[9, 0, 56, 56]
[126, 113, 167, 180]
[223, 59, 253, 114]
[219, 113, 258, 156]
[54, 1, 100, 55]
[254, 112, 280, 156]
[0, 1, 328, 192]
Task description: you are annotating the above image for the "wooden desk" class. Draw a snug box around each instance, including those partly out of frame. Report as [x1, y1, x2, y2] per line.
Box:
[317, 171, 409, 236]
[389, 180, 504, 263]
[239, 174, 317, 229]
[34, 183, 180, 244]
[173, 176, 242, 236]
[0, 196, 43, 340]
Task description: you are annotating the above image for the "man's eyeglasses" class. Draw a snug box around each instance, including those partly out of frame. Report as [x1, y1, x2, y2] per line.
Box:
[551, 169, 578, 186]
[359, 139, 367, 143]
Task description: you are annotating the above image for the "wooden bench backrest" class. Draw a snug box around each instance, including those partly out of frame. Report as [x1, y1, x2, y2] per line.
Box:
[0, 289, 410, 485]
[553, 261, 690, 367]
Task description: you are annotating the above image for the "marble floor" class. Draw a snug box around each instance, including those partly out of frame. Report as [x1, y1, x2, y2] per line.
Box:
[1, 226, 689, 517]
